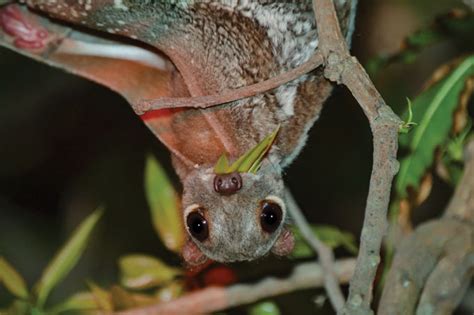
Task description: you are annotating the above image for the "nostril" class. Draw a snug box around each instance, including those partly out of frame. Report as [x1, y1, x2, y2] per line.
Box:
[214, 172, 243, 195]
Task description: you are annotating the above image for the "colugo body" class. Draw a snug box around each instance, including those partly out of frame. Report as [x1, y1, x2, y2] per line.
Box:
[0, 0, 356, 264]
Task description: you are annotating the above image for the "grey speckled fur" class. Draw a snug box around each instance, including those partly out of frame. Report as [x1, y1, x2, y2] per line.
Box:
[22, 0, 357, 263]
[171, 0, 358, 262]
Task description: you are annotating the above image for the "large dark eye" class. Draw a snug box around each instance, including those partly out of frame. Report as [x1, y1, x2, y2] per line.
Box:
[186, 211, 209, 242]
[260, 201, 283, 233]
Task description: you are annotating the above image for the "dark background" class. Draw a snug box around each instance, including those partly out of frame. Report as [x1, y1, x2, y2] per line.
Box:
[0, 0, 472, 314]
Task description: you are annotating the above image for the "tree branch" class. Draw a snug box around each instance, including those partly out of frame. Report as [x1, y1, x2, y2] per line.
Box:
[285, 188, 346, 312]
[444, 139, 474, 223]
[132, 52, 324, 114]
[114, 259, 356, 315]
[417, 249, 474, 314]
[377, 219, 473, 315]
[310, 0, 402, 314]
[378, 140, 474, 314]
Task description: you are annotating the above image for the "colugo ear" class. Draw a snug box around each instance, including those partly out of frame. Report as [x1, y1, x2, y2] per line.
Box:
[271, 228, 295, 257]
[182, 239, 209, 267]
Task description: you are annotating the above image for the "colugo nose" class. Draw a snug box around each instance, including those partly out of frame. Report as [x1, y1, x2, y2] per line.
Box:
[214, 172, 242, 195]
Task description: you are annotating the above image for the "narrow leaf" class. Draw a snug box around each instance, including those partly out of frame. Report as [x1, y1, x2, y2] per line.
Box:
[87, 282, 113, 312]
[47, 292, 98, 315]
[214, 154, 230, 174]
[227, 126, 280, 174]
[0, 258, 29, 299]
[396, 56, 474, 198]
[399, 98, 417, 134]
[290, 225, 358, 259]
[110, 286, 138, 310]
[249, 301, 281, 315]
[34, 209, 103, 308]
[3, 300, 29, 315]
[119, 254, 182, 290]
[145, 155, 185, 253]
[446, 120, 473, 162]
[367, 10, 474, 76]
[248, 126, 280, 173]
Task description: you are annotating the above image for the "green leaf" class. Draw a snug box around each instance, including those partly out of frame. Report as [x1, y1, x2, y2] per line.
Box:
[399, 98, 417, 134]
[110, 286, 138, 310]
[249, 301, 281, 315]
[405, 29, 442, 47]
[87, 282, 113, 312]
[396, 56, 474, 198]
[155, 280, 184, 302]
[0, 258, 29, 299]
[119, 254, 182, 290]
[47, 292, 98, 315]
[367, 10, 474, 76]
[145, 155, 185, 253]
[2, 300, 30, 315]
[290, 225, 358, 259]
[34, 209, 103, 308]
[214, 154, 230, 174]
[446, 120, 473, 162]
[227, 126, 280, 174]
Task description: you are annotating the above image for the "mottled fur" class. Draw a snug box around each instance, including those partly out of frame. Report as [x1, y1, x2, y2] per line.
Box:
[182, 163, 285, 261]
[14, 0, 357, 263]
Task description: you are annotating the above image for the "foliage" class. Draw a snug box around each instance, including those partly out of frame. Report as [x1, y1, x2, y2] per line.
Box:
[384, 56, 474, 263]
[290, 225, 358, 259]
[119, 254, 182, 290]
[1, 2, 473, 314]
[248, 301, 281, 315]
[145, 155, 185, 253]
[398, 99, 417, 134]
[0, 209, 102, 315]
[215, 126, 280, 174]
[367, 9, 474, 76]
[0, 259, 28, 300]
[396, 56, 474, 201]
[379, 19, 474, 296]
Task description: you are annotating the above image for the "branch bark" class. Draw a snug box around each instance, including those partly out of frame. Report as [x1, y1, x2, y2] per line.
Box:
[378, 140, 474, 314]
[310, 1, 401, 314]
[114, 259, 356, 315]
[443, 139, 474, 223]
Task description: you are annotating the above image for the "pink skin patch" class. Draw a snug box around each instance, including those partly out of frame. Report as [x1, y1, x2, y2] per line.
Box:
[0, 5, 49, 50]
[271, 228, 295, 256]
[182, 239, 209, 267]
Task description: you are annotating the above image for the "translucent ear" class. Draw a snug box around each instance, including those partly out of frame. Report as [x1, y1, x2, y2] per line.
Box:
[182, 239, 209, 267]
[0, 4, 229, 170]
[271, 228, 295, 257]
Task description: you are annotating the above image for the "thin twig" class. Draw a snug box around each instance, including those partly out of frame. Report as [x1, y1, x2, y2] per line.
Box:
[132, 52, 324, 114]
[114, 259, 356, 315]
[285, 188, 346, 312]
[310, 0, 402, 313]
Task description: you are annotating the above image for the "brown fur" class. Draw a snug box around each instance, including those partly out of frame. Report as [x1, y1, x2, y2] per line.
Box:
[7, 0, 357, 263]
